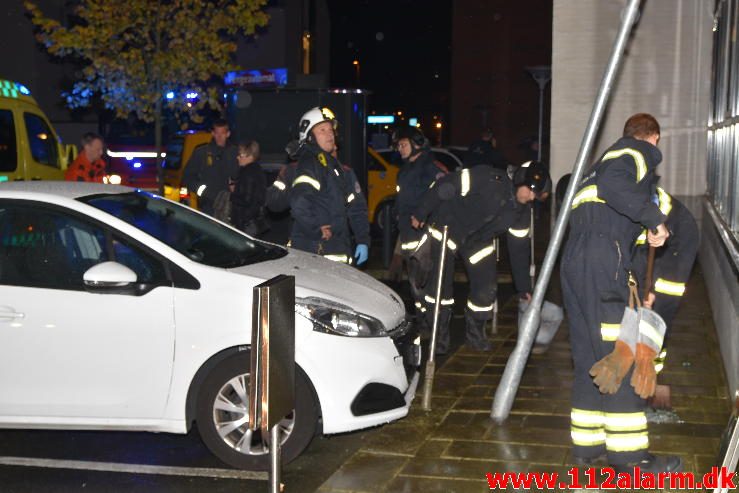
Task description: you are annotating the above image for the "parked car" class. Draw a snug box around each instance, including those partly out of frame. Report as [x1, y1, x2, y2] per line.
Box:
[0, 182, 420, 470]
[105, 143, 164, 192]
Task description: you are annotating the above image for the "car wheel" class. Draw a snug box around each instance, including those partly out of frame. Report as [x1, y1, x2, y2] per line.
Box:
[374, 201, 397, 234]
[196, 352, 320, 470]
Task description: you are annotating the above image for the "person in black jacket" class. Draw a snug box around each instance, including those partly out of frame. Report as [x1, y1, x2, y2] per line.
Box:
[561, 113, 678, 474]
[394, 127, 444, 317]
[289, 107, 370, 265]
[182, 119, 238, 216]
[229, 140, 267, 237]
[412, 162, 549, 354]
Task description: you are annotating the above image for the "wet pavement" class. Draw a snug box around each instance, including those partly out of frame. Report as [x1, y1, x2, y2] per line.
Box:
[317, 265, 731, 492]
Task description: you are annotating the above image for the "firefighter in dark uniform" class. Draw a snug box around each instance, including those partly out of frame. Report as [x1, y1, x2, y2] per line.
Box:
[289, 107, 370, 265]
[395, 127, 443, 317]
[631, 187, 699, 380]
[182, 119, 238, 216]
[561, 113, 679, 473]
[411, 162, 548, 354]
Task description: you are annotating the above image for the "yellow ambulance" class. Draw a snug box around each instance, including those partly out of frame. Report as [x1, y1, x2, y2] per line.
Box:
[0, 79, 76, 183]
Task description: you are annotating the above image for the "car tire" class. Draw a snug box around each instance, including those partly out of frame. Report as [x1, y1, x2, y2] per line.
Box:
[196, 351, 320, 470]
[374, 201, 397, 234]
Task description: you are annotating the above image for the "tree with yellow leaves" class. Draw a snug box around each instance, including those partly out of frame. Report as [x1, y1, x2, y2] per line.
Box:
[26, 0, 269, 191]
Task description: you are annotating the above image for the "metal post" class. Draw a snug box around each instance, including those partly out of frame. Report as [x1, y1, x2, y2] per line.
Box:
[529, 207, 536, 288]
[491, 237, 499, 335]
[491, 299, 498, 336]
[422, 225, 448, 411]
[537, 85, 544, 161]
[491, 0, 643, 423]
[270, 426, 280, 493]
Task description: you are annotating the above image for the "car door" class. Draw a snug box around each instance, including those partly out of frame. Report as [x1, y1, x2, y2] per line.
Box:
[20, 109, 65, 180]
[0, 200, 175, 421]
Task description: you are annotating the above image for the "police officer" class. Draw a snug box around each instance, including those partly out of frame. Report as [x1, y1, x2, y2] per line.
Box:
[182, 119, 238, 216]
[395, 127, 443, 316]
[561, 113, 678, 473]
[289, 107, 370, 265]
[631, 187, 699, 400]
[411, 162, 549, 354]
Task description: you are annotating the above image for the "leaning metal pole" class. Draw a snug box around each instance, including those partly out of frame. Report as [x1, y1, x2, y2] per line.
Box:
[422, 225, 449, 411]
[491, 0, 643, 422]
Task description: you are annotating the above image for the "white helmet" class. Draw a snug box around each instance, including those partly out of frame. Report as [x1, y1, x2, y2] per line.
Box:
[298, 106, 337, 143]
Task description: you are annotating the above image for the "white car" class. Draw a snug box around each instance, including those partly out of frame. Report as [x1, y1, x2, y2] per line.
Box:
[0, 182, 420, 470]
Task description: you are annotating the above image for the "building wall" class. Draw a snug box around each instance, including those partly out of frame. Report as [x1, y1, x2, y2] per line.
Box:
[550, 0, 712, 196]
[450, 0, 552, 163]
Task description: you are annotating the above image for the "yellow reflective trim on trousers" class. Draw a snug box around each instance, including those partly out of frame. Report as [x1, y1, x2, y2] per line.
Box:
[428, 227, 457, 250]
[604, 412, 647, 431]
[639, 319, 664, 349]
[571, 409, 605, 427]
[293, 174, 321, 191]
[654, 278, 686, 296]
[571, 185, 605, 209]
[460, 168, 471, 196]
[656, 186, 672, 216]
[347, 193, 355, 203]
[469, 245, 495, 264]
[467, 300, 494, 312]
[602, 148, 648, 182]
[600, 323, 620, 342]
[424, 295, 454, 306]
[508, 227, 529, 238]
[635, 230, 647, 246]
[323, 254, 349, 263]
[605, 432, 649, 452]
[272, 180, 287, 191]
[401, 240, 419, 250]
[571, 429, 606, 446]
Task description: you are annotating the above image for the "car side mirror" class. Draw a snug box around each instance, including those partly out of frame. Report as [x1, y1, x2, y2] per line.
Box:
[83, 261, 137, 291]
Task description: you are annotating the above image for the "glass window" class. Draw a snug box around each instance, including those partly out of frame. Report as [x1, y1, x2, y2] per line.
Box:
[0, 203, 108, 290]
[80, 191, 287, 268]
[111, 235, 167, 284]
[23, 113, 59, 168]
[0, 110, 17, 172]
[163, 135, 184, 170]
[708, 0, 739, 239]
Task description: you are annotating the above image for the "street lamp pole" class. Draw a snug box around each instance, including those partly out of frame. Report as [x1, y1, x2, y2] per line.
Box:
[353, 60, 360, 87]
[525, 66, 551, 161]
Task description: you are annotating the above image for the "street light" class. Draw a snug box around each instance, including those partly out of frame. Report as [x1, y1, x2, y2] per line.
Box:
[435, 121, 443, 146]
[525, 65, 551, 161]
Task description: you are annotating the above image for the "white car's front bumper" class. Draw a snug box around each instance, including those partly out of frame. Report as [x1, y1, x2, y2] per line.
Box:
[298, 324, 421, 435]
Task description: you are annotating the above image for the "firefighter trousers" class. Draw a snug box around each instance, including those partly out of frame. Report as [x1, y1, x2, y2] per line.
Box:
[561, 232, 650, 466]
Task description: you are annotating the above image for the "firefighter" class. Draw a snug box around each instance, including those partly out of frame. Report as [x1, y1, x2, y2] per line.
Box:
[411, 161, 548, 354]
[394, 127, 443, 318]
[289, 107, 370, 265]
[561, 113, 679, 473]
[631, 187, 699, 402]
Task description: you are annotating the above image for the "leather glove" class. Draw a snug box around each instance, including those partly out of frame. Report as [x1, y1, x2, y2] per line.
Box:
[354, 244, 369, 265]
[590, 340, 635, 394]
[630, 342, 658, 399]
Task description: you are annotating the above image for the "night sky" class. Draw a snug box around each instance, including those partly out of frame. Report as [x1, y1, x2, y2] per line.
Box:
[327, 0, 452, 117]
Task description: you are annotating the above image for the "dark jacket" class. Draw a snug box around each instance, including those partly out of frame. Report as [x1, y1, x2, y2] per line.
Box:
[182, 142, 238, 213]
[396, 150, 440, 235]
[414, 165, 533, 293]
[289, 144, 370, 256]
[230, 163, 267, 233]
[568, 137, 665, 266]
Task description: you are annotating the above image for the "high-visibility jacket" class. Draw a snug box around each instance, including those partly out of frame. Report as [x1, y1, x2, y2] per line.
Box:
[413, 165, 532, 294]
[569, 137, 666, 268]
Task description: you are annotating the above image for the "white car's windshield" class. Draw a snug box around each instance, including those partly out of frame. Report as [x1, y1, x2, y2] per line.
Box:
[79, 191, 286, 268]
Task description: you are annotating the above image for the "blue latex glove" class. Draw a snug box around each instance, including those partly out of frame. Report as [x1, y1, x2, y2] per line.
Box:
[354, 244, 369, 265]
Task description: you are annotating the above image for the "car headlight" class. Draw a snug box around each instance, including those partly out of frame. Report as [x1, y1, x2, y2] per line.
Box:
[296, 297, 387, 338]
[106, 174, 122, 185]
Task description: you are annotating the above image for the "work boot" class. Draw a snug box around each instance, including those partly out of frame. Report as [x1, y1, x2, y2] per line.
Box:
[614, 454, 682, 475]
[464, 310, 492, 352]
[426, 308, 452, 355]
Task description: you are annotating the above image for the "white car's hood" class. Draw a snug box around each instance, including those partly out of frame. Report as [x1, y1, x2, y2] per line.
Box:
[228, 249, 407, 330]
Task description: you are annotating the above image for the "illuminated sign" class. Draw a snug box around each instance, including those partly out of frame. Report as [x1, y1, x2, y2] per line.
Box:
[225, 68, 288, 89]
[409, 118, 418, 126]
[367, 115, 395, 124]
